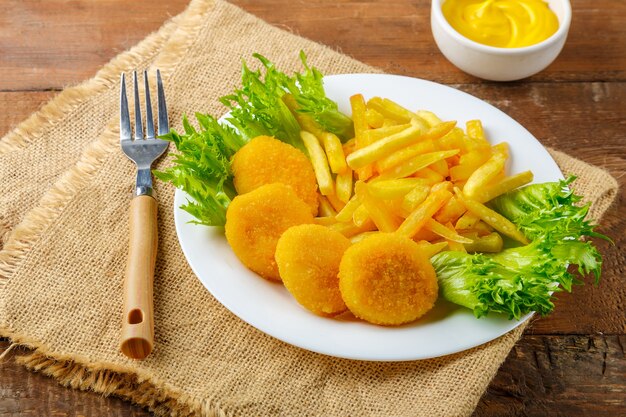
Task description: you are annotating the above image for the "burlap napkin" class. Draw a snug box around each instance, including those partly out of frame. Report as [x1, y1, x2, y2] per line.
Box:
[0, 1, 618, 416]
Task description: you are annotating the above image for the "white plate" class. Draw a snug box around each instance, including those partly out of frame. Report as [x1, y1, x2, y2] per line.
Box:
[174, 74, 563, 361]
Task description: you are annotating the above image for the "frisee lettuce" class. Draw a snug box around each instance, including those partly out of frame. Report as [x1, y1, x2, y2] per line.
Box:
[156, 52, 352, 226]
[154, 113, 244, 226]
[432, 177, 608, 319]
[220, 52, 354, 153]
[286, 51, 354, 141]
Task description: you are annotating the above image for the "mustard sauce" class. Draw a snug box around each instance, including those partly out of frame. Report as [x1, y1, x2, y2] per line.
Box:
[442, 0, 559, 48]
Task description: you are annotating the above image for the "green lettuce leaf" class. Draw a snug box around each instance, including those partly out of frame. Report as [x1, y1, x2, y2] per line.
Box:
[154, 113, 245, 226]
[432, 178, 608, 319]
[287, 51, 355, 141]
[219, 52, 354, 152]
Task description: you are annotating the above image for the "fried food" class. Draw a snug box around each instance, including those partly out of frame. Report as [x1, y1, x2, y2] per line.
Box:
[339, 233, 438, 325]
[275, 224, 351, 316]
[231, 135, 319, 215]
[225, 183, 314, 281]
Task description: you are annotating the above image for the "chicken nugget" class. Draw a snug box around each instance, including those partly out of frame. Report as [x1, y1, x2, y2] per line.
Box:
[231, 135, 319, 216]
[276, 224, 350, 316]
[339, 233, 438, 325]
[225, 183, 314, 281]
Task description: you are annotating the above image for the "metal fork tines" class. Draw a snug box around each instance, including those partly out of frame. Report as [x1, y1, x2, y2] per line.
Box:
[120, 70, 169, 197]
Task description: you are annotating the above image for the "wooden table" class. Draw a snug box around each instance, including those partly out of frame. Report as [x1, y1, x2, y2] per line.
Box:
[0, 1, 624, 416]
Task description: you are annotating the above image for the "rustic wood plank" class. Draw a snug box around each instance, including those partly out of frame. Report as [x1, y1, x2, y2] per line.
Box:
[2, 336, 624, 417]
[473, 335, 626, 417]
[232, 0, 626, 83]
[0, 341, 152, 417]
[0, 0, 624, 91]
[0, 91, 57, 136]
[0, 0, 189, 91]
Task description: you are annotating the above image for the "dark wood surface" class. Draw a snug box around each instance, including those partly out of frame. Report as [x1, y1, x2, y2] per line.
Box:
[0, 0, 624, 416]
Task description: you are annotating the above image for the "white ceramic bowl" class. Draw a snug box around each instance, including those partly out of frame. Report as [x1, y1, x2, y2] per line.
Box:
[431, 0, 571, 81]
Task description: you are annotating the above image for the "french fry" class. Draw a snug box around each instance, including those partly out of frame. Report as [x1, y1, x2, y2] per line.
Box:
[492, 142, 509, 157]
[414, 167, 446, 184]
[449, 148, 492, 182]
[415, 241, 448, 257]
[318, 195, 337, 217]
[463, 151, 507, 198]
[301, 131, 334, 196]
[375, 139, 436, 172]
[368, 178, 428, 199]
[367, 97, 413, 123]
[455, 211, 480, 230]
[350, 231, 381, 244]
[363, 123, 410, 143]
[446, 240, 467, 252]
[351, 94, 369, 138]
[382, 118, 400, 127]
[433, 195, 465, 224]
[314, 216, 337, 226]
[401, 183, 431, 213]
[466, 119, 490, 149]
[346, 123, 423, 170]
[365, 108, 385, 128]
[321, 132, 348, 174]
[438, 127, 467, 153]
[471, 221, 494, 236]
[424, 219, 473, 244]
[473, 170, 534, 203]
[377, 149, 459, 181]
[335, 195, 361, 223]
[329, 218, 377, 238]
[430, 158, 449, 178]
[462, 232, 503, 253]
[455, 190, 529, 244]
[415, 110, 442, 128]
[326, 191, 346, 212]
[396, 188, 453, 237]
[352, 204, 371, 227]
[431, 181, 453, 192]
[335, 170, 353, 203]
[412, 228, 440, 242]
[373, 122, 455, 173]
[425, 120, 457, 140]
[355, 182, 402, 232]
[382, 198, 407, 219]
[342, 138, 356, 156]
[350, 94, 374, 180]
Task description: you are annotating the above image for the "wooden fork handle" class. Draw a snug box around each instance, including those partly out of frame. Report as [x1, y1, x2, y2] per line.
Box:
[120, 195, 157, 360]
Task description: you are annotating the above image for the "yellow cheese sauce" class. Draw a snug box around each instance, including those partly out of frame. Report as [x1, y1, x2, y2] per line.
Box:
[442, 0, 559, 48]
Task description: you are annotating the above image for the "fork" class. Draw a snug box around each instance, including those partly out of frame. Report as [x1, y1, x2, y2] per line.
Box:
[119, 70, 169, 360]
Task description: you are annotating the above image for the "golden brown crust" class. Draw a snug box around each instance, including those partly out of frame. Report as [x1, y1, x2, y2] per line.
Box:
[275, 224, 350, 316]
[225, 183, 314, 281]
[339, 233, 438, 325]
[231, 136, 319, 216]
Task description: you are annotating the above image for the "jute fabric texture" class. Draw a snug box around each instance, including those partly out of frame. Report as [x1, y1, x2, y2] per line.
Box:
[0, 1, 618, 416]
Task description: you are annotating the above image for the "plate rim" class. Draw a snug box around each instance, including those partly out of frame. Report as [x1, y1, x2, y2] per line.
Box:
[173, 73, 563, 361]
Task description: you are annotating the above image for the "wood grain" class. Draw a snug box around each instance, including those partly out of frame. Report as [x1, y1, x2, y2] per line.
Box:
[0, 92, 57, 135]
[0, 0, 624, 90]
[2, 337, 624, 416]
[474, 335, 626, 417]
[0, 0, 189, 91]
[231, 0, 626, 83]
[0, 342, 151, 417]
[121, 196, 158, 360]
